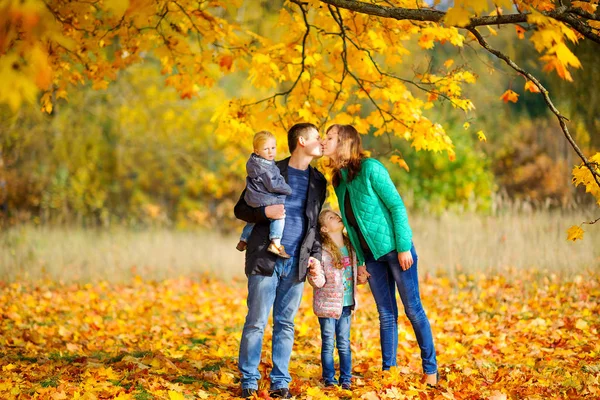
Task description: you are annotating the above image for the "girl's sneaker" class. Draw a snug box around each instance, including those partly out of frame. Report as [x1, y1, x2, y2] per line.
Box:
[341, 383, 351, 390]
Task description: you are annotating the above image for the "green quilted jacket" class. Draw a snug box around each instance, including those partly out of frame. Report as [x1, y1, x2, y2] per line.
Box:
[334, 158, 413, 266]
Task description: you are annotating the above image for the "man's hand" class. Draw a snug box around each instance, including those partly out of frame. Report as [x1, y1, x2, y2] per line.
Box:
[265, 204, 285, 220]
[357, 265, 370, 284]
[398, 250, 413, 271]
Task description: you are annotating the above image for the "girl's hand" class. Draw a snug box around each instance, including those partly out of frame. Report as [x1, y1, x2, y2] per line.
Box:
[398, 250, 413, 271]
[308, 257, 320, 276]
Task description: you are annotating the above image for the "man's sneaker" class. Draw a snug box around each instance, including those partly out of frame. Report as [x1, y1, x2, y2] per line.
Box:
[269, 387, 292, 398]
[341, 382, 352, 390]
[241, 388, 256, 399]
[267, 242, 291, 259]
[236, 241, 247, 252]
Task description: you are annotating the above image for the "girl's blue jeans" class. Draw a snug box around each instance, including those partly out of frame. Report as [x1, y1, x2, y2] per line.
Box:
[365, 244, 437, 375]
[318, 305, 352, 386]
[240, 218, 285, 242]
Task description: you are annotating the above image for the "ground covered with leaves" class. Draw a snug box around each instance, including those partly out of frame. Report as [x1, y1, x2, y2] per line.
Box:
[1, 271, 599, 399]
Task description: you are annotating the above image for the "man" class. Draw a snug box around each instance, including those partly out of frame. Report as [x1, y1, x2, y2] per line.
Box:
[234, 123, 327, 399]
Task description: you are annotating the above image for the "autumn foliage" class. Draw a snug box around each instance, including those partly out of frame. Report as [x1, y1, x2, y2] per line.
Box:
[1, 272, 599, 399]
[1, 0, 599, 237]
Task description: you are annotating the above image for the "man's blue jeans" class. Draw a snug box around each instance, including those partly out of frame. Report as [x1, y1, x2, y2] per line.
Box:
[365, 245, 437, 375]
[238, 256, 304, 391]
[318, 305, 352, 386]
[240, 219, 285, 242]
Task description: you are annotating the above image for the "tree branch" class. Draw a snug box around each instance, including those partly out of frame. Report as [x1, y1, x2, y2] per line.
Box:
[243, 0, 310, 107]
[318, 0, 600, 41]
[583, 216, 600, 225]
[468, 27, 600, 187]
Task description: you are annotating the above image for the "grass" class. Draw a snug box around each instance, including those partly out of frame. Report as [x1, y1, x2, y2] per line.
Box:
[410, 210, 600, 279]
[0, 226, 244, 282]
[1, 209, 599, 283]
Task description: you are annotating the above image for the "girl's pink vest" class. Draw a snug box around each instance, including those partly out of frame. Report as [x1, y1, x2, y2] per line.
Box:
[308, 246, 359, 319]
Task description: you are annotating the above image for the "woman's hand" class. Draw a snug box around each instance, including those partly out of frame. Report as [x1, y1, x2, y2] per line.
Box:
[398, 250, 413, 271]
[357, 265, 370, 284]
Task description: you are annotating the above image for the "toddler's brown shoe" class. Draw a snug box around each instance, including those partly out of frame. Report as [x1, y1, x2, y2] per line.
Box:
[267, 242, 291, 259]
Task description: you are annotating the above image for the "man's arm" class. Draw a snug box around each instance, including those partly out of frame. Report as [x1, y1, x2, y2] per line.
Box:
[309, 182, 327, 261]
[233, 189, 268, 224]
[234, 189, 286, 223]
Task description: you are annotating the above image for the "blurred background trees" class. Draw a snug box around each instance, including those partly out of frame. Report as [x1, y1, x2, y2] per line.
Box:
[0, 0, 597, 231]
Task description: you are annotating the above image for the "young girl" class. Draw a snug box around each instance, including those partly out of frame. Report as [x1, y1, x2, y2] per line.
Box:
[307, 209, 369, 390]
[236, 131, 292, 258]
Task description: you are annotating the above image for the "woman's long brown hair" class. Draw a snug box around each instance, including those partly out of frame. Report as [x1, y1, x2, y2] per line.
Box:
[325, 124, 367, 187]
[318, 210, 353, 270]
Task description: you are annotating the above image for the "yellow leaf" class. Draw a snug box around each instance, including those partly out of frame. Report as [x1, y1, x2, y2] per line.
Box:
[306, 387, 323, 396]
[552, 43, 582, 69]
[487, 392, 507, 400]
[575, 319, 589, 330]
[566, 225, 584, 241]
[196, 391, 210, 399]
[113, 394, 133, 400]
[390, 155, 410, 172]
[444, 7, 472, 27]
[168, 391, 185, 400]
[104, 0, 130, 17]
[444, 59, 454, 68]
[2, 363, 16, 371]
[52, 391, 67, 400]
[92, 80, 110, 90]
[361, 391, 381, 400]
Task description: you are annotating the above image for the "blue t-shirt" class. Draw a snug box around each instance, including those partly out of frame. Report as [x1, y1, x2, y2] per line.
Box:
[341, 246, 354, 307]
[281, 166, 309, 257]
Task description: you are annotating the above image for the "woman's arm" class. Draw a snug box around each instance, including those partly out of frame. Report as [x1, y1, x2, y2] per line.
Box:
[368, 160, 413, 253]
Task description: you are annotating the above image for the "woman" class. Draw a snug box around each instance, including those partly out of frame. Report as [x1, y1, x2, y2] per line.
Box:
[321, 124, 438, 386]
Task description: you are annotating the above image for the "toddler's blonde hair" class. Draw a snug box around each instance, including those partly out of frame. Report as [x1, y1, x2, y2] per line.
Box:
[253, 131, 276, 150]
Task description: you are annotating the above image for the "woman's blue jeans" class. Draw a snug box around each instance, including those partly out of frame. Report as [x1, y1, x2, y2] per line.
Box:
[318, 306, 352, 385]
[365, 245, 437, 374]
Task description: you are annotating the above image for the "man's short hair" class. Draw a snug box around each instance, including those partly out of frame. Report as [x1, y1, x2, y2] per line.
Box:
[288, 123, 317, 154]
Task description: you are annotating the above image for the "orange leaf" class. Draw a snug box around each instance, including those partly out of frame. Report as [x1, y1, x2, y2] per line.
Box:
[219, 55, 234, 71]
[500, 89, 519, 103]
[515, 25, 526, 39]
[524, 80, 541, 93]
[390, 155, 409, 172]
